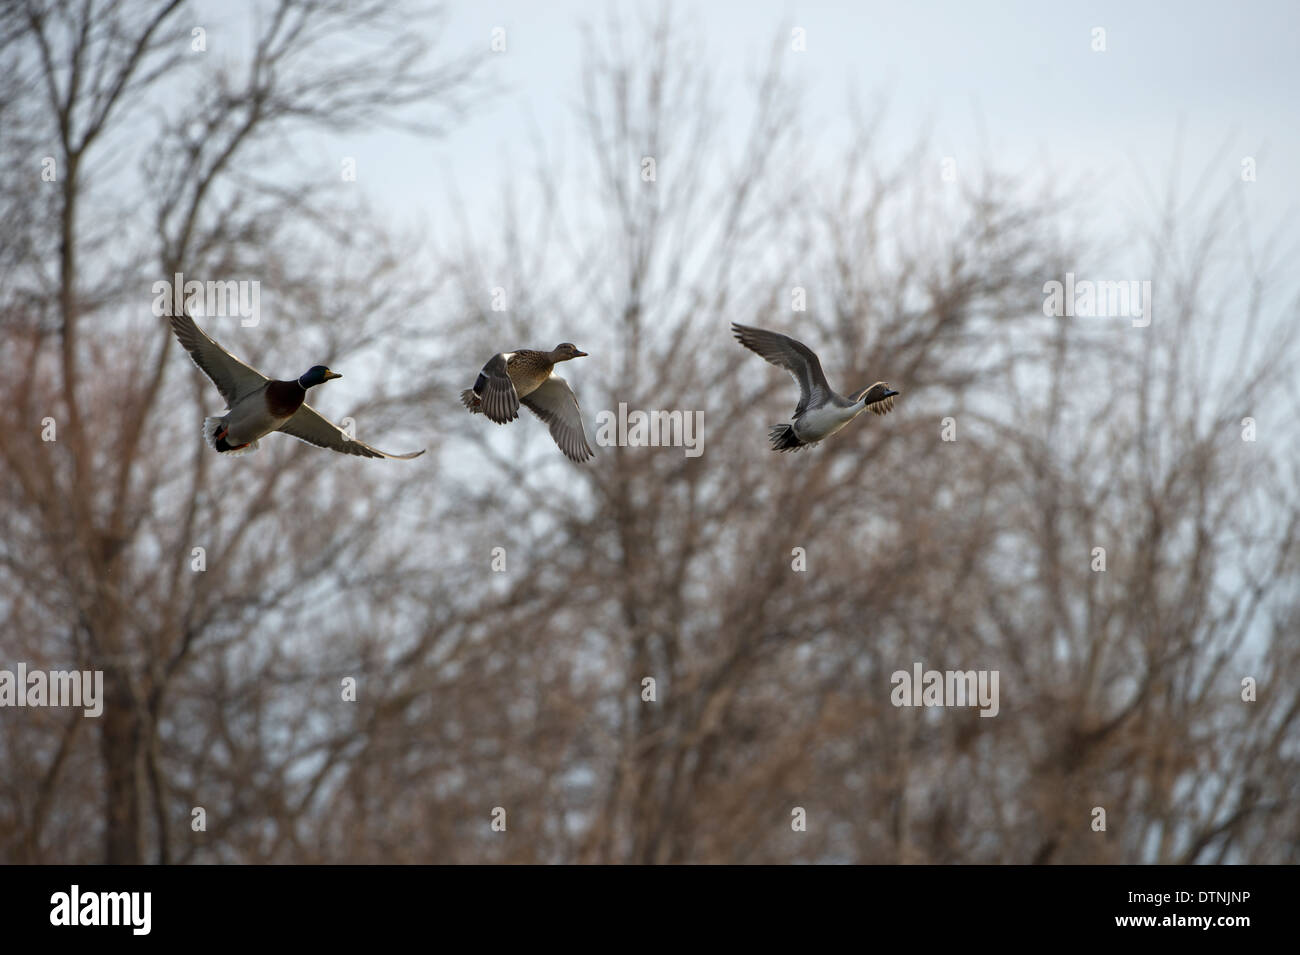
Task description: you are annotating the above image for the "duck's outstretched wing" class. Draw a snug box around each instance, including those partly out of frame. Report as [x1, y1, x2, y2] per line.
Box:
[463, 352, 520, 424]
[867, 394, 897, 416]
[279, 404, 425, 460]
[520, 375, 593, 463]
[167, 311, 268, 406]
[731, 322, 833, 416]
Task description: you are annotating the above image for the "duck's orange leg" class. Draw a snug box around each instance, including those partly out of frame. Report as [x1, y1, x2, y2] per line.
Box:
[213, 424, 250, 451]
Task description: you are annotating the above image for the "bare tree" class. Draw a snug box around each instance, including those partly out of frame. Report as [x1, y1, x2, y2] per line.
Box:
[0, 0, 480, 864]
[1, 6, 1295, 865]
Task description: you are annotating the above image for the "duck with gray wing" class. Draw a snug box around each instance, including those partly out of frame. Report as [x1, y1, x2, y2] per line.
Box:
[732, 322, 899, 452]
[460, 343, 594, 462]
[167, 310, 424, 459]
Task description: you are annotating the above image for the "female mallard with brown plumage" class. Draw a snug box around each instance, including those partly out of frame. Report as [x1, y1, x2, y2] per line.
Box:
[460, 343, 594, 462]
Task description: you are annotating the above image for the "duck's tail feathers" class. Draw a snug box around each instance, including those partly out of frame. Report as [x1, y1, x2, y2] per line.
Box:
[202, 417, 224, 449]
[203, 417, 259, 455]
[768, 423, 807, 452]
[460, 388, 483, 414]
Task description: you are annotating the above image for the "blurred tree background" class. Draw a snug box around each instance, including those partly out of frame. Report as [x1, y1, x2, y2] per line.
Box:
[1, 1, 1297, 864]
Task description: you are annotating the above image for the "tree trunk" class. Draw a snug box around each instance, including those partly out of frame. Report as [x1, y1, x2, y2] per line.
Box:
[100, 665, 144, 864]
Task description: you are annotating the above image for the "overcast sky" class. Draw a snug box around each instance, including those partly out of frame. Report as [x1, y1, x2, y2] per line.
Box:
[318, 0, 1299, 241]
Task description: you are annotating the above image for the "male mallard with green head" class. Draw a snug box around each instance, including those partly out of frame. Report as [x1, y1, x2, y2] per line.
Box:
[732, 322, 899, 452]
[460, 343, 594, 462]
[167, 311, 424, 459]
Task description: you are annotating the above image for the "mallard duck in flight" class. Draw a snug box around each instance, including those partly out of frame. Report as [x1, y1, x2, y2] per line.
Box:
[167, 311, 424, 459]
[460, 343, 594, 462]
